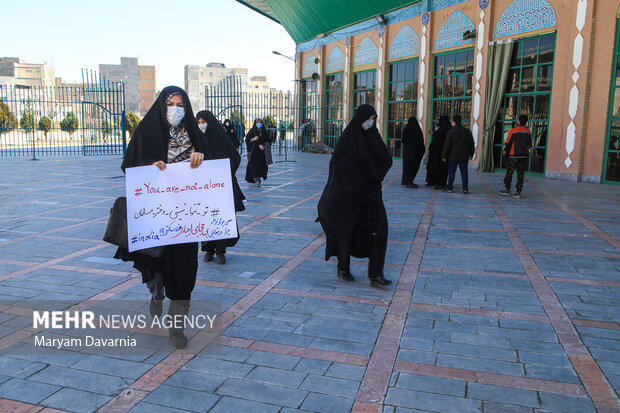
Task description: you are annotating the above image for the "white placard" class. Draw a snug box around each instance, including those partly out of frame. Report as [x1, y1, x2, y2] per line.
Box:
[125, 159, 237, 252]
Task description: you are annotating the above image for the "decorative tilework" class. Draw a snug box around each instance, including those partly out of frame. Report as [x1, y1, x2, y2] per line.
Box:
[479, 0, 489, 9]
[325, 47, 345, 72]
[434, 10, 475, 51]
[302, 55, 318, 78]
[353, 36, 378, 66]
[296, 0, 468, 53]
[422, 12, 430, 26]
[494, 0, 557, 39]
[379, 25, 385, 37]
[388, 25, 420, 60]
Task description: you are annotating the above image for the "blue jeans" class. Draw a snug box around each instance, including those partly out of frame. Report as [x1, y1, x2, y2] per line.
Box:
[447, 161, 469, 191]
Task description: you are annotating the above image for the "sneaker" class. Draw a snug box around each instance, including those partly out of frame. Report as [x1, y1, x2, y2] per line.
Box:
[512, 192, 522, 199]
[498, 189, 511, 196]
[217, 253, 226, 265]
[370, 275, 393, 287]
[405, 183, 418, 189]
[203, 251, 214, 262]
[443, 188, 454, 193]
[463, 189, 469, 194]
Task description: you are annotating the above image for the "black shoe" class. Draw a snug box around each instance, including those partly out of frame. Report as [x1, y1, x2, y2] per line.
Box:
[337, 268, 355, 282]
[169, 331, 188, 349]
[443, 188, 453, 193]
[149, 298, 162, 318]
[405, 184, 418, 189]
[203, 251, 214, 262]
[463, 189, 469, 194]
[370, 275, 392, 287]
[434, 185, 445, 190]
[217, 253, 226, 265]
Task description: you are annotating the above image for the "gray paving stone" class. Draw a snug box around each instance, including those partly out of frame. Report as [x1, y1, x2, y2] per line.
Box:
[182, 356, 255, 378]
[143, 384, 220, 412]
[299, 392, 355, 413]
[29, 365, 131, 396]
[246, 351, 301, 370]
[210, 396, 281, 413]
[164, 370, 226, 393]
[395, 372, 466, 397]
[129, 402, 192, 412]
[217, 378, 308, 408]
[309, 337, 374, 356]
[246, 366, 307, 388]
[433, 341, 518, 362]
[385, 387, 482, 412]
[71, 355, 151, 379]
[524, 365, 580, 383]
[262, 330, 315, 347]
[467, 382, 540, 408]
[483, 401, 534, 412]
[397, 349, 438, 364]
[538, 392, 596, 413]
[0, 377, 60, 404]
[437, 354, 524, 376]
[41, 388, 111, 413]
[294, 358, 332, 374]
[325, 362, 366, 381]
[300, 374, 359, 398]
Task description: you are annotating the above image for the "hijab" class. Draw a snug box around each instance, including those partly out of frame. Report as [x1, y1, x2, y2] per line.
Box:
[121, 86, 204, 172]
[402, 116, 424, 146]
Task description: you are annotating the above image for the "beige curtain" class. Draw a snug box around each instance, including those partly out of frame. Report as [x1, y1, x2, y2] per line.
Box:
[478, 41, 514, 172]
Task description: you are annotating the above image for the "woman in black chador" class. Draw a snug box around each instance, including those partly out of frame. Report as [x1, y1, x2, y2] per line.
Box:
[425, 115, 451, 189]
[244, 118, 269, 187]
[317, 104, 393, 287]
[222, 118, 240, 149]
[401, 116, 426, 188]
[115, 86, 212, 349]
[196, 110, 245, 265]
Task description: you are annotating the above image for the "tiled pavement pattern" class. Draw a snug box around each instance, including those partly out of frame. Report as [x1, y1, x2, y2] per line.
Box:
[0, 153, 619, 413]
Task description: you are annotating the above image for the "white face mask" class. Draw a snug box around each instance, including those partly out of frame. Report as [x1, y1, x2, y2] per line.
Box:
[166, 106, 185, 126]
[198, 123, 208, 133]
[225, 122, 230, 126]
[361, 119, 375, 131]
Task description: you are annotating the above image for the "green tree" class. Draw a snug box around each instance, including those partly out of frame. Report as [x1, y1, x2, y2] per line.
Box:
[38, 116, 52, 139]
[20, 99, 35, 132]
[125, 112, 140, 136]
[60, 112, 79, 136]
[0, 98, 18, 134]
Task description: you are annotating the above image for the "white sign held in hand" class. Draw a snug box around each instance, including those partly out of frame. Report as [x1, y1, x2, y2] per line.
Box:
[125, 159, 237, 252]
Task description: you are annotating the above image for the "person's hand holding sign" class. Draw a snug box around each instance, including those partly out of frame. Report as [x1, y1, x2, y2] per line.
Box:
[190, 151, 204, 168]
[152, 160, 166, 170]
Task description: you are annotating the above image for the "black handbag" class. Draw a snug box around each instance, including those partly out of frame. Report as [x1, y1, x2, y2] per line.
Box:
[103, 196, 165, 257]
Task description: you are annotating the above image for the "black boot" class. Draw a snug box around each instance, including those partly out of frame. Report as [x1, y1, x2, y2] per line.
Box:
[168, 300, 190, 349]
[146, 273, 164, 318]
[337, 268, 355, 282]
[369, 275, 392, 287]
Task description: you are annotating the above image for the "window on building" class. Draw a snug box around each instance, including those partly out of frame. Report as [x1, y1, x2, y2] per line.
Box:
[300, 78, 318, 150]
[323, 72, 343, 149]
[352, 70, 376, 114]
[387, 59, 419, 158]
[432, 48, 474, 129]
[605, 23, 620, 183]
[493, 34, 555, 175]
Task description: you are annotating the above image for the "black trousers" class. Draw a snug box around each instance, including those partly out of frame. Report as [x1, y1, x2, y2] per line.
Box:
[202, 240, 227, 254]
[338, 235, 387, 278]
[504, 157, 527, 193]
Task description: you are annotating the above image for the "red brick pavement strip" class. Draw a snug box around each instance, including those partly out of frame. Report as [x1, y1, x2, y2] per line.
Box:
[481, 175, 620, 410]
[547, 277, 620, 288]
[305, 256, 404, 269]
[408, 303, 549, 322]
[0, 243, 109, 282]
[572, 319, 620, 331]
[426, 242, 620, 258]
[419, 266, 528, 279]
[0, 399, 68, 412]
[354, 190, 438, 409]
[351, 401, 382, 413]
[394, 361, 587, 397]
[195, 279, 256, 291]
[528, 179, 620, 252]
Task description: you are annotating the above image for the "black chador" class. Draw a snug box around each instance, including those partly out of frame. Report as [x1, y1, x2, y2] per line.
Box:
[222, 118, 240, 149]
[244, 118, 269, 186]
[196, 110, 245, 264]
[426, 115, 451, 188]
[317, 104, 393, 287]
[401, 116, 426, 187]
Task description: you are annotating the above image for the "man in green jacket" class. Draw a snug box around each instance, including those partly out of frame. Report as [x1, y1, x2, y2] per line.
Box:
[442, 114, 475, 193]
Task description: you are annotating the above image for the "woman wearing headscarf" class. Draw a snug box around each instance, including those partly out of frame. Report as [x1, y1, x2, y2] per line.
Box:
[196, 110, 245, 265]
[425, 115, 451, 189]
[222, 118, 240, 149]
[245, 118, 269, 187]
[115, 86, 207, 349]
[317, 104, 393, 287]
[401, 116, 426, 188]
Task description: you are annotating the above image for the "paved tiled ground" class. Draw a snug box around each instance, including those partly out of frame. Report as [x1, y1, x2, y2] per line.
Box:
[0, 152, 619, 412]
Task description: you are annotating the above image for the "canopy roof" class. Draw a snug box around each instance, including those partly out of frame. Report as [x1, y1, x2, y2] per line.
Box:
[237, 0, 422, 44]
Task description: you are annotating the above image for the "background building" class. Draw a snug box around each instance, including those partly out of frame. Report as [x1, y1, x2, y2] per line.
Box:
[239, 0, 620, 184]
[99, 57, 156, 116]
[0, 57, 55, 88]
[184, 63, 248, 112]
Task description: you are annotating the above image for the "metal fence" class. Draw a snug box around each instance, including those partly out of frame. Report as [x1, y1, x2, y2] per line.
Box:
[0, 71, 125, 158]
[204, 77, 342, 156]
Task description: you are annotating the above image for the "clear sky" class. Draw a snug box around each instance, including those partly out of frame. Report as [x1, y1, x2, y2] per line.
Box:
[3, 0, 296, 92]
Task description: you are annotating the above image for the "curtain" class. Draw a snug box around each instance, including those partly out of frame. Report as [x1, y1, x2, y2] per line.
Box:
[478, 41, 514, 172]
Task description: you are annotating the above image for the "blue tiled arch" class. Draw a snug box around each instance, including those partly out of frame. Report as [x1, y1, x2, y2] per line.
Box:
[388, 25, 421, 59]
[434, 10, 475, 50]
[494, 0, 557, 39]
